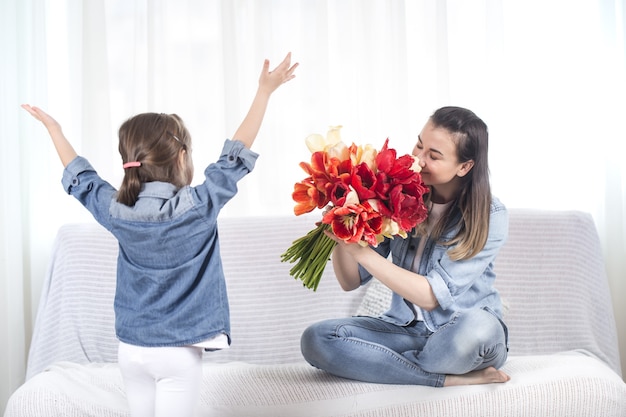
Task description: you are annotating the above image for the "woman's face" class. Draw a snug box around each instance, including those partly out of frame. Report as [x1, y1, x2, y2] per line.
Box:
[412, 120, 474, 203]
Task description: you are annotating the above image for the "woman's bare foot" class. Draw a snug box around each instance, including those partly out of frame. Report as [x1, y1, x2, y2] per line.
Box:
[443, 366, 510, 387]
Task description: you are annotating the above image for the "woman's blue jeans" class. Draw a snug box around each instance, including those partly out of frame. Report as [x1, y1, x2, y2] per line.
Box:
[300, 308, 508, 387]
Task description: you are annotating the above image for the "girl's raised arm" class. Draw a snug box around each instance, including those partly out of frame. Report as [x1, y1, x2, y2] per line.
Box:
[22, 105, 78, 167]
[231, 53, 298, 149]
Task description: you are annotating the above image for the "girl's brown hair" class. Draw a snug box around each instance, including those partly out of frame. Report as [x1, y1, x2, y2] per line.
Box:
[419, 106, 491, 260]
[117, 113, 193, 206]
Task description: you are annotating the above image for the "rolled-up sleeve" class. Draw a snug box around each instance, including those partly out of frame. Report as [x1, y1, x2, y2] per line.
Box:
[197, 139, 259, 212]
[222, 139, 259, 172]
[61, 156, 117, 229]
[61, 156, 96, 194]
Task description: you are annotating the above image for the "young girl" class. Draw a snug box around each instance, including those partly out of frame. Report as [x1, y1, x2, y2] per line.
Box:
[301, 106, 511, 387]
[23, 53, 297, 417]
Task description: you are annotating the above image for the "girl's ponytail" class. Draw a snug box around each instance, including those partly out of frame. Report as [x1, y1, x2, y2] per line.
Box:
[117, 166, 143, 206]
[116, 113, 193, 207]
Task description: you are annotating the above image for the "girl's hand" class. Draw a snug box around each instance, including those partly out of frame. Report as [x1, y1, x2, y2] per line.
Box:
[258, 52, 298, 95]
[21, 104, 77, 167]
[21, 105, 62, 134]
[231, 53, 298, 148]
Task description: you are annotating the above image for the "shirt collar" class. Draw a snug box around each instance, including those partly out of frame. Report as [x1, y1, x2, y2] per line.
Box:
[138, 181, 180, 199]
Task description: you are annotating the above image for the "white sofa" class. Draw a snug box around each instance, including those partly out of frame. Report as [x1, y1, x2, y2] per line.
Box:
[4, 209, 626, 417]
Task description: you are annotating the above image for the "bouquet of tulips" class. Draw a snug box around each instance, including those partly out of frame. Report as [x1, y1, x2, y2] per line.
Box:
[281, 126, 429, 291]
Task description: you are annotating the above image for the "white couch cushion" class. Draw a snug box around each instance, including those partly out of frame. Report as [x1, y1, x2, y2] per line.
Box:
[7, 352, 626, 417]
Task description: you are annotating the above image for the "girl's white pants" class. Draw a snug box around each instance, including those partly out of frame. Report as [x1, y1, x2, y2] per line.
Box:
[118, 341, 203, 417]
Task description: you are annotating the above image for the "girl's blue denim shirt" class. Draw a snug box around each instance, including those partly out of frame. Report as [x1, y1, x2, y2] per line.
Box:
[359, 197, 509, 332]
[61, 139, 258, 348]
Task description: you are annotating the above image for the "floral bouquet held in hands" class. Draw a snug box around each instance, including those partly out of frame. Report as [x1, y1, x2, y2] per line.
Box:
[281, 126, 429, 291]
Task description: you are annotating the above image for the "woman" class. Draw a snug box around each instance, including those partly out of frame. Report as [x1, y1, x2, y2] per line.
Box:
[301, 106, 510, 387]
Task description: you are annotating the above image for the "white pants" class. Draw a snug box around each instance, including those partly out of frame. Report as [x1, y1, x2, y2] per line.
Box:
[118, 342, 203, 417]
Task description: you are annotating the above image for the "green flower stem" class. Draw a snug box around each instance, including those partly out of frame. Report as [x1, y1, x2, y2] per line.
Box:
[281, 222, 338, 291]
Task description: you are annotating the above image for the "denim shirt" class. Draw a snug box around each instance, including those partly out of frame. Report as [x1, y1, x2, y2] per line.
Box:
[359, 197, 508, 332]
[61, 139, 258, 347]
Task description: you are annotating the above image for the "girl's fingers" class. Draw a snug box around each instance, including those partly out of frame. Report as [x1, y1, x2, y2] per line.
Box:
[21, 104, 41, 120]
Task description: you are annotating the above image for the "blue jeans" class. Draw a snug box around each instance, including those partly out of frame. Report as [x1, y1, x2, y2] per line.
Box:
[300, 308, 508, 387]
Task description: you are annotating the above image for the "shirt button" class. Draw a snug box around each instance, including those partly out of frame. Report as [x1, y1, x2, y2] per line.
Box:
[228, 155, 235, 161]
[72, 178, 79, 186]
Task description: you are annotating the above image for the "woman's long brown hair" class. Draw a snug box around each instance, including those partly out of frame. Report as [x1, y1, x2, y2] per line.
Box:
[419, 106, 491, 260]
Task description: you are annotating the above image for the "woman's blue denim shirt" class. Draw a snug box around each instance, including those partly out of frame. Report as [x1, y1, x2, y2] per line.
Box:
[359, 197, 509, 332]
[61, 139, 258, 347]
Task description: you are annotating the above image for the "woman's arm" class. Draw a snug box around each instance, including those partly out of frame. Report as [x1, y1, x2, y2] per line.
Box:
[21, 105, 78, 167]
[329, 242, 362, 291]
[327, 231, 438, 310]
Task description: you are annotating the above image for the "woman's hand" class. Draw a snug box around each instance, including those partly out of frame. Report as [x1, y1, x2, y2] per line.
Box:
[324, 229, 370, 291]
[324, 229, 369, 259]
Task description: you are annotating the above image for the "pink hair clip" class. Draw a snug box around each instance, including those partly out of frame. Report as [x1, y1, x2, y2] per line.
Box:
[123, 161, 142, 169]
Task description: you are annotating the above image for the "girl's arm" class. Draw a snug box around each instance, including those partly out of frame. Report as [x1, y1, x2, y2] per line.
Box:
[22, 105, 78, 167]
[327, 232, 439, 310]
[232, 53, 298, 149]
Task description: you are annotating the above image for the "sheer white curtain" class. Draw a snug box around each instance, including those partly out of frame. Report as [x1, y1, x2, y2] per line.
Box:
[2, 0, 625, 409]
